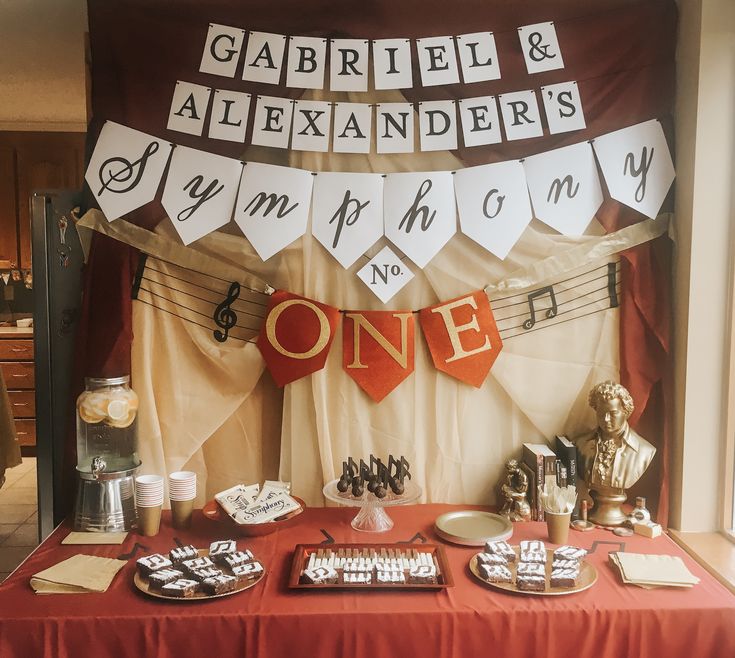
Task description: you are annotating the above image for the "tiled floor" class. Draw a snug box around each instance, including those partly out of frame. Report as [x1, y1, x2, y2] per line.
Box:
[0, 458, 39, 582]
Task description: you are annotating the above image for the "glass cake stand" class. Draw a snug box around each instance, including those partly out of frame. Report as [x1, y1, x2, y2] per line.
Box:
[322, 479, 422, 532]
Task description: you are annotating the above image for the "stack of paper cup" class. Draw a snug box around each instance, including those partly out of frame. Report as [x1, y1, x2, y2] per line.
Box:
[135, 475, 164, 536]
[168, 471, 197, 529]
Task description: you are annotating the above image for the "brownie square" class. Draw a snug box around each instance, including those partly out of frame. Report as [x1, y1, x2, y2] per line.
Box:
[232, 561, 264, 583]
[189, 566, 223, 582]
[517, 562, 545, 578]
[161, 578, 199, 597]
[182, 556, 215, 575]
[136, 553, 173, 576]
[223, 550, 254, 570]
[209, 539, 237, 562]
[148, 568, 183, 591]
[516, 574, 546, 591]
[408, 565, 437, 584]
[201, 574, 237, 595]
[484, 540, 516, 563]
[553, 545, 587, 561]
[169, 545, 198, 564]
[477, 552, 508, 567]
[301, 566, 338, 585]
[550, 567, 580, 588]
[480, 564, 513, 583]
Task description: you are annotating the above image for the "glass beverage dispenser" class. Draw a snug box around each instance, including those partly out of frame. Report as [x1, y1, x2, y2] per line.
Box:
[73, 376, 140, 532]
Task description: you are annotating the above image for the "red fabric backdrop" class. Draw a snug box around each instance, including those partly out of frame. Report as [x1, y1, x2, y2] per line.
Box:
[76, 0, 676, 518]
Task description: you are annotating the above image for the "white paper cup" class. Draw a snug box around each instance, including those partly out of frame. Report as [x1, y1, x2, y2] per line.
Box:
[136, 475, 165, 507]
[168, 471, 196, 501]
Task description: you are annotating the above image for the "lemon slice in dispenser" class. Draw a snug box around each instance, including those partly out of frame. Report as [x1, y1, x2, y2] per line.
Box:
[107, 399, 130, 421]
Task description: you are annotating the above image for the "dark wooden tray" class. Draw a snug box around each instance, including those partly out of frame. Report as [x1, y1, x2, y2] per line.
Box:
[288, 543, 454, 590]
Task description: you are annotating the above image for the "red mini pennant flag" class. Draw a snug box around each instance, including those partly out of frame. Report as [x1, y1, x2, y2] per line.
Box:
[418, 290, 502, 387]
[342, 310, 415, 402]
[257, 290, 341, 387]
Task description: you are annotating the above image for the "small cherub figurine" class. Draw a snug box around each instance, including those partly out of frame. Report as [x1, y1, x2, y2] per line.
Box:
[499, 458, 532, 522]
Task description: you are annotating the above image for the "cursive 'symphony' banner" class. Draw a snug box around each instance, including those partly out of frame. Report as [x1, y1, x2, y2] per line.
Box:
[342, 310, 415, 402]
[418, 290, 503, 388]
[256, 290, 341, 386]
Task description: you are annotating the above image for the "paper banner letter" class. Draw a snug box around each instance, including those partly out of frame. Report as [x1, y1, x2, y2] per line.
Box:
[330, 38, 369, 92]
[416, 36, 460, 87]
[208, 90, 251, 143]
[161, 146, 243, 246]
[291, 100, 332, 152]
[454, 161, 533, 259]
[234, 162, 313, 260]
[419, 100, 458, 152]
[333, 102, 371, 154]
[199, 24, 245, 78]
[85, 121, 173, 221]
[343, 310, 415, 402]
[257, 290, 341, 387]
[541, 81, 586, 135]
[167, 81, 212, 136]
[356, 246, 415, 304]
[251, 95, 294, 149]
[592, 119, 675, 219]
[419, 290, 502, 387]
[286, 36, 327, 89]
[456, 32, 501, 84]
[376, 103, 415, 154]
[242, 31, 287, 85]
[498, 90, 543, 141]
[384, 171, 456, 267]
[312, 172, 384, 268]
[373, 39, 413, 90]
[458, 96, 502, 147]
[518, 22, 565, 74]
[523, 141, 603, 235]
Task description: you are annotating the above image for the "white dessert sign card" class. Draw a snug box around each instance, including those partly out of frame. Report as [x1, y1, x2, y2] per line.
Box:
[85, 121, 173, 221]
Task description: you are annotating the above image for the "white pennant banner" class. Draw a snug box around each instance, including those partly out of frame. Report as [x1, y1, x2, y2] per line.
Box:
[242, 31, 287, 84]
[199, 24, 245, 78]
[373, 39, 413, 90]
[330, 39, 369, 92]
[332, 102, 372, 154]
[312, 172, 384, 268]
[167, 81, 212, 137]
[454, 161, 533, 259]
[384, 171, 456, 267]
[419, 100, 458, 152]
[357, 245, 415, 303]
[208, 90, 251, 143]
[162, 146, 243, 246]
[233, 162, 314, 261]
[592, 120, 675, 219]
[456, 32, 501, 84]
[458, 96, 502, 147]
[292, 100, 332, 152]
[376, 103, 415, 154]
[416, 36, 460, 87]
[541, 81, 586, 135]
[518, 22, 565, 74]
[498, 90, 543, 141]
[524, 141, 603, 236]
[85, 121, 173, 221]
[251, 95, 294, 149]
[286, 36, 327, 89]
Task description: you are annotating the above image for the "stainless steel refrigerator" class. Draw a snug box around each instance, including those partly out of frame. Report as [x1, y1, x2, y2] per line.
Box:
[31, 190, 84, 539]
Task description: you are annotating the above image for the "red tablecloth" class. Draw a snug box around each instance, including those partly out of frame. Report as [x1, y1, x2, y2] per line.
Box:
[1, 504, 734, 658]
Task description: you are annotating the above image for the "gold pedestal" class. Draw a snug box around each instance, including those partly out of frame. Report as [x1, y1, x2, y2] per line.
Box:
[588, 487, 628, 527]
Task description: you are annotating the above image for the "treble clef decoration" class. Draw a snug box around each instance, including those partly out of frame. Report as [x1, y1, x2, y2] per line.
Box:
[213, 281, 241, 343]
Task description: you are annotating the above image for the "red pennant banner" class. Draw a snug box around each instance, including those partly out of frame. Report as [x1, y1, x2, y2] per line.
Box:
[257, 290, 341, 387]
[342, 310, 415, 402]
[418, 290, 503, 387]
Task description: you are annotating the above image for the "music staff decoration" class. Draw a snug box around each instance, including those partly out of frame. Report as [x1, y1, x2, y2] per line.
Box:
[132, 255, 622, 400]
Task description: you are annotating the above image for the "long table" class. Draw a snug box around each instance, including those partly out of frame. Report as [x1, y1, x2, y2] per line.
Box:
[0, 504, 733, 657]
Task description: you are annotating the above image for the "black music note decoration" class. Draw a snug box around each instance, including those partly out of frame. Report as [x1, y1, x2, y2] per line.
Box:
[97, 141, 161, 196]
[523, 285, 558, 330]
[213, 281, 241, 343]
[117, 542, 149, 560]
[607, 263, 619, 308]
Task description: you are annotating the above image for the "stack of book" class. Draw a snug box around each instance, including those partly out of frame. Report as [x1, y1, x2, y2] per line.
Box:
[520, 436, 578, 521]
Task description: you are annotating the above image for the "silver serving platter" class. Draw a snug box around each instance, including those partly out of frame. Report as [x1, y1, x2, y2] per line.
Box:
[434, 510, 513, 546]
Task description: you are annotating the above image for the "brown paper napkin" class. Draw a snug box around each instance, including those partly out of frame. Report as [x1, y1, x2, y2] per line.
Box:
[30, 554, 126, 594]
[610, 552, 700, 588]
[61, 531, 128, 545]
